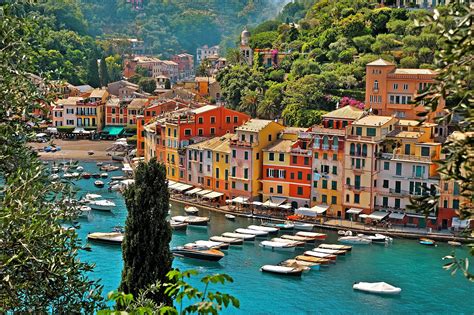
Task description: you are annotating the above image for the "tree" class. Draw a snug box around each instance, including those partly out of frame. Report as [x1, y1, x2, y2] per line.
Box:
[138, 77, 157, 94]
[400, 56, 419, 68]
[105, 54, 123, 82]
[239, 88, 262, 118]
[258, 82, 285, 119]
[352, 35, 375, 53]
[86, 54, 100, 88]
[164, 78, 171, 89]
[120, 159, 173, 305]
[99, 55, 110, 87]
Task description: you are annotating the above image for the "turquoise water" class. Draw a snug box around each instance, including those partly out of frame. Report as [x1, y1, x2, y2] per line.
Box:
[58, 162, 473, 314]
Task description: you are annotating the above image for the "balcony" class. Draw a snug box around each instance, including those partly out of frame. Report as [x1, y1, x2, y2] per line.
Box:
[230, 139, 258, 147]
[388, 188, 410, 196]
[229, 175, 250, 181]
[346, 135, 376, 142]
[392, 154, 432, 163]
[344, 184, 370, 192]
[291, 147, 311, 156]
[311, 126, 345, 136]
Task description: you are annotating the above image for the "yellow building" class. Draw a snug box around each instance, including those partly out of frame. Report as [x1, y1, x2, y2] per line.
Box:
[165, 123, 180, 181]
[76, 89, 109, 131]
[212, 134, 234, 198]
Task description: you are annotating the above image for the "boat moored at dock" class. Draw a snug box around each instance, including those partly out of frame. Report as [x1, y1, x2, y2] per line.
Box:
[312, 247, 347, 256]
[222, 232, 256, 241]
[271, 238, 305, 247]
[260, 265, 303, 277]
[281, 259, 320, 270]
[184, 206, 199, 214]
[210, 236, 243, 245]
[295, 255, 331, 265]
[235, 228, 268, 237]
[281, 234, 315, 243]
[94, 180, 105, 188]
[248, 225, 279, 234]
[318, 244, 352, 251]
[89, 199, 116, 211]
[170, 220, 188, 231]
[171, 247, 225, 262]
[293, 223, 315, 231]
[304, 251, 337, 261]
[295, 231, 327, 240]
[419, 238, 436, 246]
[338, 236, 372, 245]
[260, 240, 296, 252]
[171, 215, 210, 226]
[87, 232, 123, 244]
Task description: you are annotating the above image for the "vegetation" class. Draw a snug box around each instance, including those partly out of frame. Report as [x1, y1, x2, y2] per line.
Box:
[121, 158, 173, 305]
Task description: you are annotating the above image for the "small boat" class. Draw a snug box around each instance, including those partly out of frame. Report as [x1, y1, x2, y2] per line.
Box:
[260, 265, 303, 277]
[194, 240, 229, 250]
[278, 261, 310, 272]
[338, 236, 371, 245]
[318, 244, 352, 251]
[234, 228, 268, 237]
[304, 251, 337, 261]
[96, 162, 103, 166]
[76, 166, 84, 172]
[111, 175, 126, 181]
[225, 214, 236, 220]
[184, 206, 199, 214]
[83, 193, 102, 202]
[338, 230, 348, 236]
[295, 255, 331, 265]
[108, 165, 120, 171]
[262, 222, 294, 230]
[82, 172, 91, 179]
[294, 223, 315, 231]
[281, 259, 320, 270]
[100, 173, 108, 178]
[419, 238, 436, 246]
[222, 232, 255, 241]
[50, 174, 60, 181]
[63, 173, 76, 179]
[79, 205, 92, 213]
[281, 234, 314, 243]
[359, 233, 393, 244]
[51, 167, 60, 173]
[295, 231, 327, 240]
[353, 282, 401, 295]
[248, 225, 279, 234]
[210, 236, 243, 245]
[170, 220, 188, 231]
[171, 247, 225, 262]
[87, 232, 123, 244]
[271, 238, 305, 247]
[89, 199, 116, 211]
[92, 173, 101, 179]
[448, 241, 462, 247]
[260, 240, 296, 252]
[171, 215, 209, 226]
[312, 248, 347, 256]
[94, 180, 105, 188]
[88, 150, 94, 155]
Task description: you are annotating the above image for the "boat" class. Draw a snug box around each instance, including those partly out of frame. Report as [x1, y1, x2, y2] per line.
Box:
[184, 206, 199, 214]
[51, 167, 60, 173]
[111, 175, 126, 181]
[247, 225, 279, 234]
[281, 234, 315, 243]
[260, 240, 296, 251]
[353, 282, 401, 295]
[304, 251, 337, 261]
[89, 199, 116, 211]
[210, 236, 243, 245]
[225, 214, 236, 220]
[311, 247, 347, 256]
[234, 228, 268, 237]
[63, 173, 76, 179]
[83, 193, 102, 202]
[88, 150, 94, 155]
[295, 231, 327, 240]
[294, 223, 315, 231]
[318, 244, 352, 251]
[222, 232, 256, 241]
[50, 174, 60, 181]
[262, 222, 295, 230]
[170, 220, 188, 231]
[100, 173, 108, 178]
[260, 265, 303, 277]
[171, 215, 209, 226]
[278, 262, 310, 272]
[107, 165, 120, 171]
[87, 232, 123, 244]
[281, 259, 320, 270]
[338, 236, 372, 245]
[94, 180, 105, 188]
[79, 205, 92, 215]
[359, 233, 393, 244]
[271, 238, 305, 247]
[448, 241, 462, 247]
[295, 255, 331, 265]
[171, 247, 225, 262]
[82, 172, 91, 179]
[194, 240, 229, 250]
[76, 166, 84, 172]
[419, 238, 436, 246]
[92, 173, 101, 179]
[338, 230, 347, 236]
[96, 162, 103, 166]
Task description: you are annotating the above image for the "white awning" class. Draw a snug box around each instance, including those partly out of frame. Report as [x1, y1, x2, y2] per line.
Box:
[173, 183, 193, 192]
[226, 196, 249, 204]
[359, 214, 369, 218]
[185, 188, 202, 195]
[279, 203, 292, 209]
[203, 191, 224, 199]
[406, 213, 437, 220]
[196, 189, 212, 196]
[346, 208, 363, 214]
[252, 201, 263, 206]
[389, 212, 406, 220]
[295, 204, 328, 217]
[168, 182, 180, 189]
[168, 180, 176, 187]
[368, 211, 389, 220]
[73, 127, 91, 134]
[263, 196, 286, 208]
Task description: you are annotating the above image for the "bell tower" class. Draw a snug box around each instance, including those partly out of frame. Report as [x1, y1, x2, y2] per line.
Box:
[240, 27, 253, 66]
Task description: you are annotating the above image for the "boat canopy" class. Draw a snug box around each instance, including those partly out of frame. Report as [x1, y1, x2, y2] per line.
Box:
[368, 211, 389, 220]
[173, 183, 193, 192]
[263, 196, 286, 208]
[196, 189, 212, 196]
[185, 187, 202, 195]
[203, 191, 224, 199]
[346, 208, 364, 214]
[389, 212, 406, 220]
[295, 204, 328, 217]
[226, 196, 249, 204]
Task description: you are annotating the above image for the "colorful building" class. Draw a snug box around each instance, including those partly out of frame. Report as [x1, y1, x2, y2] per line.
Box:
[171, 53, 194, 80]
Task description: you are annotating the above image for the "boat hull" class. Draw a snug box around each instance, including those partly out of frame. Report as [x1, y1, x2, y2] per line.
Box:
[261, 265, 302, 276]
[172, 249, 224, 262]
[260, 244, 296, 252]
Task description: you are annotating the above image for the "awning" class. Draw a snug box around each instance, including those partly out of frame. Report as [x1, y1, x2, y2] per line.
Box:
[102, 125, 124, 136]
[279, 203, 292, 210]
[36, 133, 47, 138]
[368, 211, 389, 220]
[173, 183, 193, 192]
[185, 188, 202, 195]
[226, 196, 249, 204]
[196, 189, 212, 196]
[168, 180, 176, 187]
[359, 214, 369, 219]
[252, 201, 263, 206]
[346, 208, 363, 214]
[263, 196, 287, 208]
[73, 127, 91, 134]
[168, 182, 180, 189]
[295, 204, 328, 217]
[203, 191, 224, 199]
[406, 213, 437, 220]
[389, 212, 406, 220]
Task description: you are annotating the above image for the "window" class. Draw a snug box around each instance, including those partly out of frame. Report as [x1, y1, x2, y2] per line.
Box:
[322, 194, 327, 204]
[256, 153, 259, 160]
[297, 187, 303, 195]
[383, 180, 389, 188]
[395, 181, 401, 193]
[269, 152, 274, 161]
[395, 198, 401, 208]
[383, 197, 388, 207]
[314, 152, 319, 159]
[244, 151, 249, 160]
[207, 151, 211, 159]
[298, 172, 303, 180]
[366, 128, 376, 137]
[405, 144, 411, 155]
[333, 154, 337, 161]
[373, 80, 379, 90]
[290, 173, 294, 179]
[403, 83, 409, 90]
[356, 127, 362, 136]
[241, 134, 246, 141]
[307, 173, 311, 180]
[216, 154, 220, 162]
[384, 162, 390, 170]
[346, 194, 349, 202]
[452, 199, 459, 209]
[279, 153, 285, 162]
[303, 157, 309, 165]
[198, 117, 203, 124]
[250, 135, 254, 143]
[393, 83, 398, 90]
[421, 147, 430, 157]
[292, 156, 297, 164]
[277, 185, 283, 194]
[453, 182, 460, 195]
[354, 175, 361, 189]
[210, 127, 215, 135]
[232, 150, 236, 158]
[268, 134, 272, 141]
[207, 179, 211, 186]
[233, 116, 238, 123]
[232, 182, 236, 189]
[323, 153, 328, 160]
[244, 168, 248, 179]
[332, 166, 337, 175]
[331, 196, 337, 205]
[313, 181, 318, 188]
[225, 155, 229, 164]
[322, 180, 328, 189]
[396, 163, 402, 176]
[232, 167, 236, 177]
[198, 128, 203, 136]
[244, 183, 248, 191]
[331, 181, 337, 190]
[210, 116, 216, 124]
[350, 143, 355, 155]
[226, 116, 231, 123]
[270, 187, 274, 193]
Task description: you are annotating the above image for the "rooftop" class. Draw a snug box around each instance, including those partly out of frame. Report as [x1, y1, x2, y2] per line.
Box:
[188, 134, 233, 151]
[366, 58, 395, 66]
[282, 127, 306, 134]
[57, 96, 83, 106]
[74, 84, 93, 93]
[264, 139, 294, 153]
[393, 69, 436, 75]
[128, 98, 148, 109]
[89, 89, 108, 99]
[353, 115, 394, 127]
[191, 104, 218, 114]
[388, 130, 423, 139]
[195, 77, 217, 83]
[322, 106, 365, 120]
[398, 119, 437, 127]
[236, 119, 274, 132]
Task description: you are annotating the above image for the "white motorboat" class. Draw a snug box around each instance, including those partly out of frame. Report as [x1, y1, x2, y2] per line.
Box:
[170, 220, 188, 231]
[94, 180, 105, 188]
[361, 233, 393, 243]
[318, 244, 352, 251]
[281, 234, 315, 243]
[79, 205, 92, 215]
[295, 231, 327, 240]
[100, 173, 108, 178]
[63, 173, 76, 179]
[96, 162, 103, 166]
[184, 206, 199, 214]
[235, 228, 268, 237]
[281, 259, 320, 270]
[247, 225, 279, 234]
[194, 240, 228, 250]
[111, 175, 126, 181]
[171, 215, 209, 226]
[353, 282, 401, 295]
[222, 232, 256, 241]
[83, 193, 102, 202]
[338, 230, 348, 236]
[338, 236, 372, 245]
[448, 241, 462, 247]
[210, 236, 243, 245]
[304, 251, 337, 261]
[225, 214, 236, 220]
[89, 199, 116, 211]
[260, 240, 296, 251]
[271, 237, 305, 247]
[262, 222, 295, 230]
[50, 174, 60, 181]
[87, 232, 123, 244]
[312, 247, 347, 256]
[260, 265, 303, 276]
[294, 223, 315, 231]
[76, 166, 84, 172]
[110, 184, 122, 191]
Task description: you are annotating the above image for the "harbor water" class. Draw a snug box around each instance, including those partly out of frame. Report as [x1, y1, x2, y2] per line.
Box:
[62, 162, 473, 314]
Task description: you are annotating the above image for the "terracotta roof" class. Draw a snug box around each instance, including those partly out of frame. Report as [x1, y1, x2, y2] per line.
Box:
[57, 97, 83, 106]
[195, 77, 216, 83]
[89, 89, 108, 98]
[366, 58, 396, 66]
[128, 98, 148, 109]
[236, 119, 275, 132]
[191, 105, 217, 114]
[188, 134, 233, 151]
[398, 119, 437, 127]
[322, 106, 364, 120]
[263, 139, 294, 153]
[389, 131, 423, 139]
[353, 115, 394, 126]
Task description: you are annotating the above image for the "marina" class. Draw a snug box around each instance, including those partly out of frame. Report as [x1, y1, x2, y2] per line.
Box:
[56, 162, 473, 314]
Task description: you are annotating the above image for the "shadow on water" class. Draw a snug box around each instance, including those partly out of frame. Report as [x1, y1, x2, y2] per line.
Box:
[172, 257, 225, 270]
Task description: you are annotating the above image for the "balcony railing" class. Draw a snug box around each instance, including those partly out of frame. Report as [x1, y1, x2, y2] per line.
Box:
[291, 148, 311, 156]
[381, 153, 432, 163]
[346, 135, 376, 142]
[230, 140, 258, 147]
[344, 184, 370, 192]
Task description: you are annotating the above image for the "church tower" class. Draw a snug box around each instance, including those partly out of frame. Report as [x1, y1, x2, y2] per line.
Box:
[240, 28, 253, 66]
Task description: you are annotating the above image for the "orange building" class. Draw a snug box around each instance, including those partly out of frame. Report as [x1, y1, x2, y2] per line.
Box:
[365, 58, 445, 125]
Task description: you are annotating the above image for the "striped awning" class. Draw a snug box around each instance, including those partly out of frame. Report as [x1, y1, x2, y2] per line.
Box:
[346, 208, 363, 214]
[203, 191, 224, 199]
[196, 189, 212, 196]
[185, 188, 202, 195]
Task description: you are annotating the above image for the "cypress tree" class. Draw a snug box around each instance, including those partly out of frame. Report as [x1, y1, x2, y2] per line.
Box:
[99, 55, 110, 87]
[86, 54, 100, 88]
[120, 158, 173, 305]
